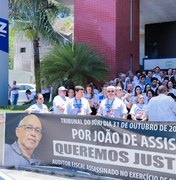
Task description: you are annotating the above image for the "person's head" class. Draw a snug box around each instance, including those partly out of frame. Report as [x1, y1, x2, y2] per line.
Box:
[58, 86, 67, 97]
[115, 79, 124, 90]
[75, 85, 84, 99]
[158, 85, 168, 95]
[106, 86, 116, 99]
[85, 84, 94, 99]
[146, 89, 154, 100]
[13, 80, 16, 85]
[162, 77, 169, 87]
[144, 84, 151, 93]
[128, 73, 134, 81]
[68, 88, 75, 98]
[120, 73, 126, 82]
[155, 66, 160, 74]
[101, 84, 108, 97]
[35, 93, 44, 104]
[151, 77, 158, 88]
[26, 89, 32, 95]
[86, 84, 93, 94]
[167, 81, 173, 89]
[134, 86, 142, 96]
[16, 115, 42, 154]
[142, 71, 146, 76]
[167, 68, 173, 76]
[159, 70, 165, 78]
[173, 69, 176, 76]
[140, 75, 146, 84]
[136, 94, 144, 104]
[135, 70, 141, 78]
[147, 71, 153, 78]
[127, 83, 134, 93]
[115, 86, 124, 99]
[108, 80, 115, 86]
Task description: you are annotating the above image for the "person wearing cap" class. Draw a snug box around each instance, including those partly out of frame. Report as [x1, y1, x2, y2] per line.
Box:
[97, 86, 127, 119]
[53, 86, 69, 114]
[66, 85, 92, 115]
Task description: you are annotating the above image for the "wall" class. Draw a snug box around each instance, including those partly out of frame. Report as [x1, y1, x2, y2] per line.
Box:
[74, 0, 139, 80]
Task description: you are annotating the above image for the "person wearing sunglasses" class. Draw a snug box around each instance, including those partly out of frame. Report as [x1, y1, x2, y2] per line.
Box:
[25, 93, 49, 114]
[4, 114, 42, 166]
[97, 86, 127, 118]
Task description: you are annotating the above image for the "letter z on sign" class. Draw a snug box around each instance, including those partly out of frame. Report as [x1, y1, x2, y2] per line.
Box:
[0, 18, 8, 53]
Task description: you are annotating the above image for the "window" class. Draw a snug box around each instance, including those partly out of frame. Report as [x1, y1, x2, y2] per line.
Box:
[20, 47, 26, 53]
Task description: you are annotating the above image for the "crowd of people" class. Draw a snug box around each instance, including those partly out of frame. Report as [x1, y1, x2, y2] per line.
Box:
[24, 66, 176, 121]
[3, 67, 176, 167]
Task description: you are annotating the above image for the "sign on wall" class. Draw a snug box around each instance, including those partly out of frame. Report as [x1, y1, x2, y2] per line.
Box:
[0, 0, 8, 106]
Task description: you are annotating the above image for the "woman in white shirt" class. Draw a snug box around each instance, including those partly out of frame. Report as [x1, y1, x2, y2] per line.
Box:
[130, 94, 147, 121]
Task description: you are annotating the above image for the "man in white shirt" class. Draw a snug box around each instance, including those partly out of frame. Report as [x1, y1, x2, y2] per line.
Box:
[66, 86, 92, 115]
[11, 80, 20, 106]
[145, 85, 176, 121]
[97, 86, 127, 118]
[25, 93, 49, 114]
[53, 86, 69, 114]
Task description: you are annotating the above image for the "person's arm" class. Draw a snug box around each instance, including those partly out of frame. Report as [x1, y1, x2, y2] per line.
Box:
[130, 113, 136, 120]
[129, 104, 137, 120]
[122, 113, 127, 119]
[96, 102, 103, 116]
[25, 108, 32, 114]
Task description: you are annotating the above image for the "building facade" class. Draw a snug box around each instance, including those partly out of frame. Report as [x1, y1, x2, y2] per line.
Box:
[74, 0, 139, 79]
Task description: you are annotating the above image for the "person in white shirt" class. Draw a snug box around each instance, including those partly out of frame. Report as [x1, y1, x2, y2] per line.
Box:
[25, 93, 49, 114]
[23, 89, 35, 105]
[97, 86, 127, 119]
[11, 80, 20, 106]
[130, 94, 147, 121]
[53, 86, 69, 114]
[144, 85, 176, 121]
[66, 86, 92, 115]
[67, 88, 75, 99]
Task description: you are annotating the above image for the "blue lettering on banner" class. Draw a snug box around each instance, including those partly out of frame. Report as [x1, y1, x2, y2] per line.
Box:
[0, 18, 8, 53]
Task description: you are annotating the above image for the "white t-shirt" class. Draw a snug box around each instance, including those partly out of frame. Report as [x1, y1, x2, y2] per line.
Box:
[66, 97, 92, 115]
[145, 94, 176, 121]
[28, 103, 48, 113]
[130, 103, 147, 120]
[11, 85, 19, 95]
[97, 97, 127, 118]
[53, 95, 69, 114]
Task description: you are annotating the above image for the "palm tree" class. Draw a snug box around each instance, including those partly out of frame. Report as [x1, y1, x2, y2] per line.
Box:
[9, 0, 70, 92]
[41, 43, 110, 89]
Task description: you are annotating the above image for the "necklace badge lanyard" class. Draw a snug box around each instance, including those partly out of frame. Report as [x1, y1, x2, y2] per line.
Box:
[74, 98, 82, 113]
[105, 98, 115, 113]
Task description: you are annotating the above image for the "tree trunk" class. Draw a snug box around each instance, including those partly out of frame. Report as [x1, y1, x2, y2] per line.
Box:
[33, 37, 41, 93]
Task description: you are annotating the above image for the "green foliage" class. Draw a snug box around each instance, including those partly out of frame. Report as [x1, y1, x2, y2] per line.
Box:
[8, 0, 71, 92]
[41, 43, 110, 88]
[9, 27, 15, 69]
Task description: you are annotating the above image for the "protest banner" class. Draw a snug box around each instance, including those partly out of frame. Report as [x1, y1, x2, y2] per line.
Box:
[4, 113, 176, 179]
